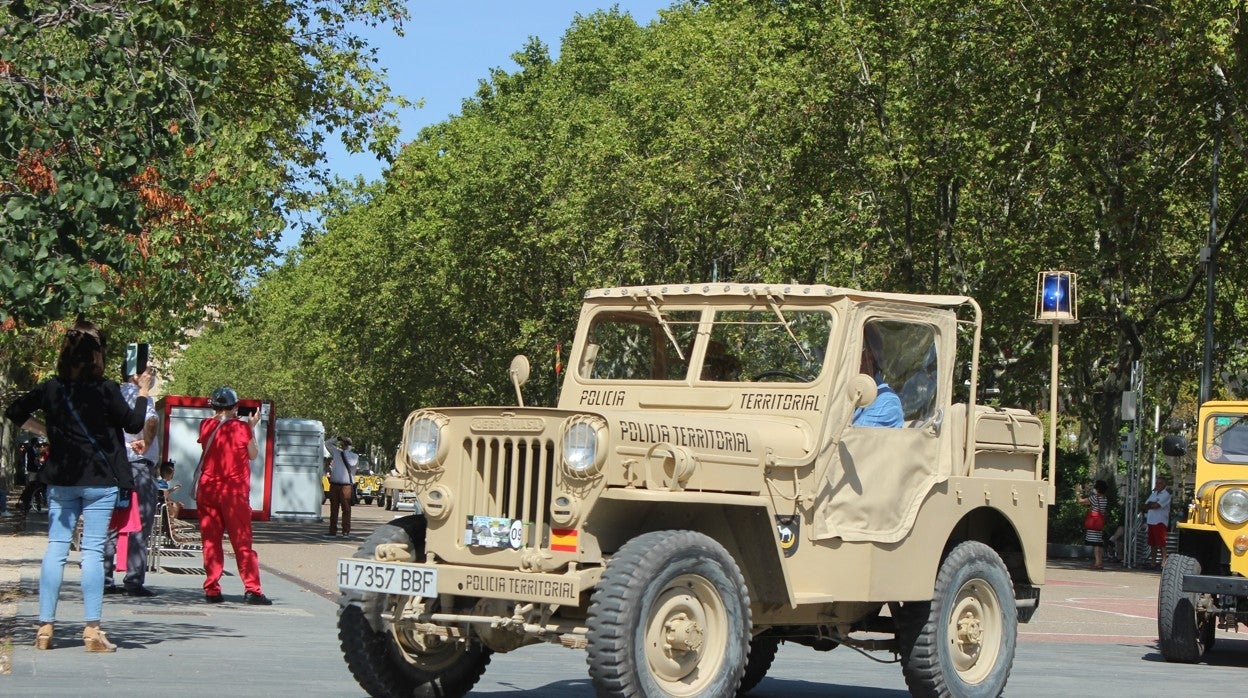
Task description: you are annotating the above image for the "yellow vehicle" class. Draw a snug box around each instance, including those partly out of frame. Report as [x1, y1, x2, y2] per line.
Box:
[1159, 403, 1248, 662]
[354, 467, 385, 507]
[337, 283, 1056, 697]
[323, 467, 385, 507]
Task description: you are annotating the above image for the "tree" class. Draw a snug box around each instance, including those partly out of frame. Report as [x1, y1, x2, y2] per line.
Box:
[168, 1, 1248, 473]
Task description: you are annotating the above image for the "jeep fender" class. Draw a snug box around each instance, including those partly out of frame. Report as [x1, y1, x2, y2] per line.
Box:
[590, 489, 792, 607]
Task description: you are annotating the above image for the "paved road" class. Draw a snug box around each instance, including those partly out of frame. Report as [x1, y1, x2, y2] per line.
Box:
[4, 500, 1248, 695]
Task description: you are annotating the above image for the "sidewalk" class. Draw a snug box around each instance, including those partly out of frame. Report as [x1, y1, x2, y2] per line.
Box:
[0, 507, 366, 696]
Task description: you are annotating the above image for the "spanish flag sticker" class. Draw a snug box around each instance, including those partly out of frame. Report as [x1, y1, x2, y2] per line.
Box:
[550, 528, 578, 552]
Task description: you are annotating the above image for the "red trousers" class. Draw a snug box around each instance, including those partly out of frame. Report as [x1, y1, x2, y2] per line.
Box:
[197, 488, 262, 595]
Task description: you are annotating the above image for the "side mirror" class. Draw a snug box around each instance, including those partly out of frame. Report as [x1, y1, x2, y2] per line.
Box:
[509, 354, 531, 406]
[848, 373, 878, 409]
[1161, 434, 1188, 457]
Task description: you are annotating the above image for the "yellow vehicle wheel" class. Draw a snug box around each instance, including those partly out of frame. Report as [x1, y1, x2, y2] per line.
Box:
[1159, 553, 1214, 662]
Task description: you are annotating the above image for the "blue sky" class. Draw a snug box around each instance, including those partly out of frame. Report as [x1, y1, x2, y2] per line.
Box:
[319, 2, 674, 184]
[283, 1, 674, 250]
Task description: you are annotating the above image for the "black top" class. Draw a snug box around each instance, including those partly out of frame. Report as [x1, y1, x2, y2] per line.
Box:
[5, 378, 149, 489]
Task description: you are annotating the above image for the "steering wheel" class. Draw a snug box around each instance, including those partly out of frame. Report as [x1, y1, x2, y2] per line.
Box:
[751, 370, 809, 383]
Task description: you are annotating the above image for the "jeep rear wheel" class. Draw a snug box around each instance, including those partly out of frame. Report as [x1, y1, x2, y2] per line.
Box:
[897, 541, 1016, 697]
[338, 517, 491, 698]
[587, 530, 750, 697]
[1159, 553, 1214, 662]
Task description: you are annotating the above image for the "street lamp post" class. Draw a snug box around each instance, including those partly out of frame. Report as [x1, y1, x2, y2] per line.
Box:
[1034, 271, 1079, 499]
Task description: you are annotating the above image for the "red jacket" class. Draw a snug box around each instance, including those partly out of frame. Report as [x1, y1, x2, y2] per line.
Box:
[198, 416, 253, 496]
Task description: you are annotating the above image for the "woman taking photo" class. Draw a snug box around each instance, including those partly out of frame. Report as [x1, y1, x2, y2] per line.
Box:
[5, 320, 153, 652]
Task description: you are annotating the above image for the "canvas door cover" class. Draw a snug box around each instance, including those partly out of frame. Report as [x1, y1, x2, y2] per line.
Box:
[811, 303, 956, 543]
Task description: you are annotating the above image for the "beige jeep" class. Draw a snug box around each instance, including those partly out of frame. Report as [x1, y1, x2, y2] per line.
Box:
[337, 283, 1052, 697]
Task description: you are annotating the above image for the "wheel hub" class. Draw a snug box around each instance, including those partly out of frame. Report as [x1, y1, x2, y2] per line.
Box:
[664, 613, 704, 652]
[956, 609, 983, 653]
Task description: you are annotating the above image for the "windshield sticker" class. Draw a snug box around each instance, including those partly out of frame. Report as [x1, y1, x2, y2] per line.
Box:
[741, 393, 821, 411]
[580, 389, 626, 407]
[619, 420, 750, 452]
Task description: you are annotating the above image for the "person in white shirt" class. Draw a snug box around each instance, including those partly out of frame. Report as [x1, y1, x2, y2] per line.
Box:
[103, 363, 160, 596]
[1142, 475, 1173, 568]
[324, 435, 359, 538]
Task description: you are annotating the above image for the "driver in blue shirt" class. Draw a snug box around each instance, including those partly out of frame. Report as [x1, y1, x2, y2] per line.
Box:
[852, 324, 904, 428]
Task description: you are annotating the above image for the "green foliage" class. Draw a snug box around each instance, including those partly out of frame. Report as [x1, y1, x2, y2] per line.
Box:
[169, 1, 1247, 461]
[1, 0, 409, 383]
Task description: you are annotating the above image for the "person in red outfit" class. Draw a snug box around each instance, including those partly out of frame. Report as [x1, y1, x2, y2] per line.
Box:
[195, 386, 272, 605]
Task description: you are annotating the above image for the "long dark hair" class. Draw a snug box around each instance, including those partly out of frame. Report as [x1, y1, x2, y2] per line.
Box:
[56, 319, 106, 382]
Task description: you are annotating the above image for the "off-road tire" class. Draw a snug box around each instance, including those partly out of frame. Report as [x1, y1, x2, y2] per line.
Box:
[338, 516, 491, 698]
[738, 636, 779, 695]
[897, 541, 1016, 698]
[586, 530, 750, 697]
[1159, 553, 1213, 662]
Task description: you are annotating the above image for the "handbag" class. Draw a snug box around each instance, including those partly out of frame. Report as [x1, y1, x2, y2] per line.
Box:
[1084, 509, 1105, 531]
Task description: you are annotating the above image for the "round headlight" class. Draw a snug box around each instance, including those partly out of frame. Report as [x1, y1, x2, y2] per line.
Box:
[562, 417, 607, 477]
[404, 411, 448, 471]
[1219, 488, 1248, 525]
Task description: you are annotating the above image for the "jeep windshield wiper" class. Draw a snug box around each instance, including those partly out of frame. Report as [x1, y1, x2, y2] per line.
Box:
[762, 293, 811, 364]
[644, 296, 686, 362]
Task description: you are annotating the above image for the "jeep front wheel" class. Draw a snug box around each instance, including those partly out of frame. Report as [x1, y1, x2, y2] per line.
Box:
[1159, 553, 1214, 662]
[337, 517, 491, 698]
[586, 530, 750, 697]
[897, 540, 1016, 698]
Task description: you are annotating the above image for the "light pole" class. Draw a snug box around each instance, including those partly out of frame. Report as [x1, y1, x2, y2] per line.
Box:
[1034, 271, 1079, 500]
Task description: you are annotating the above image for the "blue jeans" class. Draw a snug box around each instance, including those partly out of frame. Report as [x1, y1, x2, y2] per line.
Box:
[40, 485, 118, 623]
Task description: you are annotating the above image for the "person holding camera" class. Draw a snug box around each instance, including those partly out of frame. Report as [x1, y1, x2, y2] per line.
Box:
[196, 386, 271, 605]
[324, 435, 358, 538]
[103, 361, 160, 596]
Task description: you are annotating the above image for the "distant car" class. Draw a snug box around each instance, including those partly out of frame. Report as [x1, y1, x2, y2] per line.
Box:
[353, 469, 384, 506]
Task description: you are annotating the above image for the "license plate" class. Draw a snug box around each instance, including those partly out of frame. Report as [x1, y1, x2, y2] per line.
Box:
[337, 559, 438, 597]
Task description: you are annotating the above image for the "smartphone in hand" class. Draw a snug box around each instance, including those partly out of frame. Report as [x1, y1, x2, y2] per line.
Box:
[237, 405, 256, 417]
[125, 343, 150, 376]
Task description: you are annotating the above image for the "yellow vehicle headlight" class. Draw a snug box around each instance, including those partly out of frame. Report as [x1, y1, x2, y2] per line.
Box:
[1219, 488, 1248, 525]
[562, 416, 608, 477]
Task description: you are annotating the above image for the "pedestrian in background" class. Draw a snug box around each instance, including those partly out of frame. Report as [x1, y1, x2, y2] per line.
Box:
[1078, 480, 1109, 570]
[1143, 475, 1172, 569]
[324, 435, 359, 538]
[4, 319, 153, 652]
[16, 438, 48, 514]
[196, 387, 271, 605]
[103, 362, 160, 596]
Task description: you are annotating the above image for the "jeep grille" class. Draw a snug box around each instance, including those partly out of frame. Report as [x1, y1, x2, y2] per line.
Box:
[464, 436, 556, 547]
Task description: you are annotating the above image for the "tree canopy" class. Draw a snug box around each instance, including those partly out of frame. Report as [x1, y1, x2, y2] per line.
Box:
[0, 0, 409, 365]
[25, 1, 1248, 467]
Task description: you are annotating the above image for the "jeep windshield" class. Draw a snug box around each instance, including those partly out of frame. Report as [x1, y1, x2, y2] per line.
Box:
[577, 307, 832, 383]
[1205, 413, 1248, 464]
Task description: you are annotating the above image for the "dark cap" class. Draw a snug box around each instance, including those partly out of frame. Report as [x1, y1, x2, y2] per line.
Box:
[209, 386, 239, 409]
